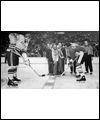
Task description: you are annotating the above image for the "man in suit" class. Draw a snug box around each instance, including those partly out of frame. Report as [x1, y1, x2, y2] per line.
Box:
[46, 43, 53, 75]
[58, 43, 66, 74]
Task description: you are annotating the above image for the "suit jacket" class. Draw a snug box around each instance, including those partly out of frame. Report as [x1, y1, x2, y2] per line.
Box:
[61, 47, 66, 59]
[46, 48, 53, 62]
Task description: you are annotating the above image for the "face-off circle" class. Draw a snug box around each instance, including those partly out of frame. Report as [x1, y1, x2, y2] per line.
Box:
[1, 78, 7, 87]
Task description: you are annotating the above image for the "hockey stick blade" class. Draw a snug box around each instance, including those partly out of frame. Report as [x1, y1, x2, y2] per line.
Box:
[29, 65, 46, 77]
[41, 74, 46, 77]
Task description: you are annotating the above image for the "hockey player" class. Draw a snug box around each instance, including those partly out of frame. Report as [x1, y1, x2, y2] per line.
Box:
[6, 33, 30, 87]
[68, 43, 87, 81]
[67, 44, 77, 74]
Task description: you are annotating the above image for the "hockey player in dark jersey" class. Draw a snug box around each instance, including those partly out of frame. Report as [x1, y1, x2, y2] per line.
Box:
[67, 44, 77, 74]
[68, 43, 87, 81]
[6, 33, 31, 87]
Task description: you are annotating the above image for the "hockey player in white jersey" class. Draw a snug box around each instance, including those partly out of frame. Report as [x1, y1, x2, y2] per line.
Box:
[6, 33, 31, 87]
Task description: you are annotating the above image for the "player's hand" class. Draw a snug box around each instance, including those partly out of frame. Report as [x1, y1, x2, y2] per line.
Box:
[69, 59, 73, 63]
[67, 56, 71, 59]
[24, 59, 30, 66]
[75, 52, 80, 56]
[68, 62, 73, 67]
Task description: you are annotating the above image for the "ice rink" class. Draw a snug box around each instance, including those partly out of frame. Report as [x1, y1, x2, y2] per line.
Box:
[1, 57, 99, 89]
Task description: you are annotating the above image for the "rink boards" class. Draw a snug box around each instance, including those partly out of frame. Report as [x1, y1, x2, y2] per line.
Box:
[1, 57, 99, 64]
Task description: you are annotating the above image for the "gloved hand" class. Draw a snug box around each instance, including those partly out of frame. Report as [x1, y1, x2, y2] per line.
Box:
[67, 56, 71, 59]
[75, 52, 80, 56]
[68, 62, 73, 67]
[24, 59, 30, 66]
[69, 59, 73, 63]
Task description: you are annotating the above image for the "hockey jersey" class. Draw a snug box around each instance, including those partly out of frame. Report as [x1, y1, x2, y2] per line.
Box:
[67, 45, 86, 60]
[74, 46, 86, 53]
[8, 34, 29, 57]
[67, 46, 76, 60]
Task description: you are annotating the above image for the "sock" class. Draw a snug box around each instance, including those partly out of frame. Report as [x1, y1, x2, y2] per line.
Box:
[13, 67, 17, 78]
[80, 73, 85, 77]
[76, 65, 85, 77]
[76, 66, 80, 76]
[77, 52, 84, 63]
[8, 67, 15, 80]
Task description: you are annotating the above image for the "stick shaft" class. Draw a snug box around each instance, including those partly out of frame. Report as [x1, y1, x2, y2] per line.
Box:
[12, 49, 41, 77]
[61, 57, 78, 76]
[29, 65, 41, 77]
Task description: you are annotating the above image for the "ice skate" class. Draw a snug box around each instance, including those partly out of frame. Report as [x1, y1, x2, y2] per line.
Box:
[76, 74, 81, 78]
[76, 76, 86, 82]
[7, 78, 18, 87]
[13, 76, 21, 82]
[84, 71, 89, 74]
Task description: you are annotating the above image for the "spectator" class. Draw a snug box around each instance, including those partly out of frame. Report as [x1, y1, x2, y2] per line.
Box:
[58, 43, 66, 74]
[52, 44, 59, 75]
[57, 45, 63, 75]
[46, 43, 53, 75]
[38, 46, 43, 57]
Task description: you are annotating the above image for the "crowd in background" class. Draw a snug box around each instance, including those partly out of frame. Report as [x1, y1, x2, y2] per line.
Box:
[46, 43, 66, 75]
[1, 31, 99, 57]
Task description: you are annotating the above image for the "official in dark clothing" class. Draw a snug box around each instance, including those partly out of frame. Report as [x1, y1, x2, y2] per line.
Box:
[84, 41, 93, 75]
[46, 44, 53, 75]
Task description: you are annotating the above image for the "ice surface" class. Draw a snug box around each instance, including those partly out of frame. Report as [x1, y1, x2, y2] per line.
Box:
[1, 58, 99, 89]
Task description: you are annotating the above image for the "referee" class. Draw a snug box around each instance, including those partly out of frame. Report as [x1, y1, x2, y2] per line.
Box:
[84, 41, 93, 75]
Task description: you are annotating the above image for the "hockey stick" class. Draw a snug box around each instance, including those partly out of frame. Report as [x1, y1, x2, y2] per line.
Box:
[28, 64, 46, 77]
[60, 57, 78, 76]
[60, 66, 69, 76]
[12, 49, 46, 77]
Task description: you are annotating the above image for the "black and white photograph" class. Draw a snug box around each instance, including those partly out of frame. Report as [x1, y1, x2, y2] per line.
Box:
[1, 31, 99, 89]
[1, 1, 99, 119]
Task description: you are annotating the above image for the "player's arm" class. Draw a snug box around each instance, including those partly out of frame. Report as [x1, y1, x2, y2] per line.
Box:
[80, 46, 86, 53]
[21, 41, 30, 66]
[16, 41, 30, 66]
[22, 52, 30, 66]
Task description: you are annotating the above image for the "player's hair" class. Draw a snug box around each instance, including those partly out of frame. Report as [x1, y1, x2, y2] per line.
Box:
[25, 33, 31, 39]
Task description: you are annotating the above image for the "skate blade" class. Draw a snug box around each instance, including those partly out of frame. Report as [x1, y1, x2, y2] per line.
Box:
[6, 85, 18, 88]
[76, 80, 86, 83]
